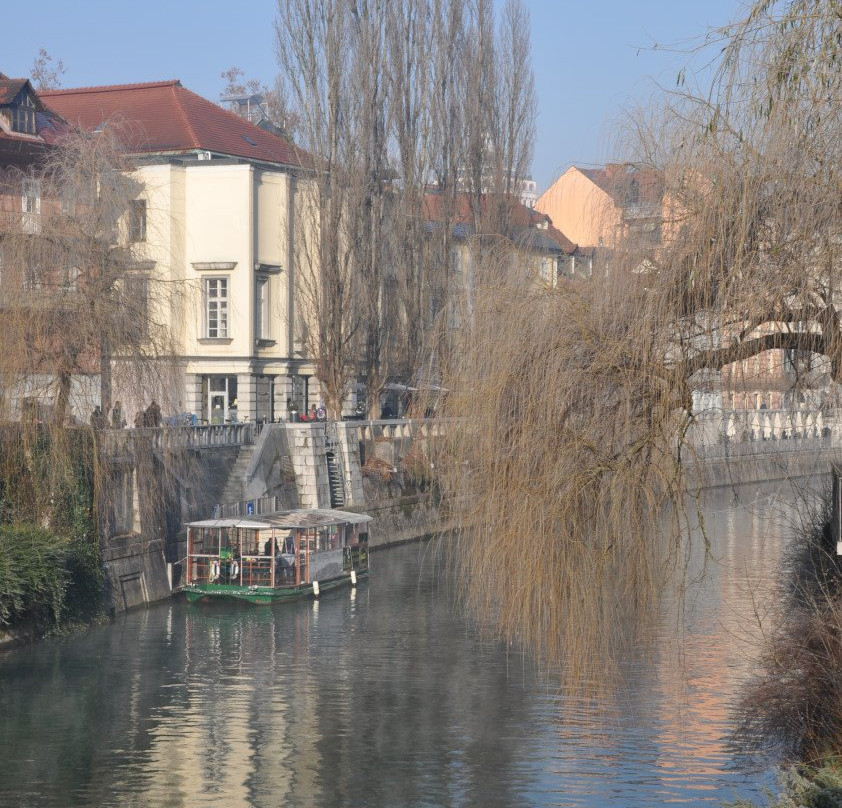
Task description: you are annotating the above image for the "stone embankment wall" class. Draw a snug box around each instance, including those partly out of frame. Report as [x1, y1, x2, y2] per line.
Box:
[687, 441, 842, 492]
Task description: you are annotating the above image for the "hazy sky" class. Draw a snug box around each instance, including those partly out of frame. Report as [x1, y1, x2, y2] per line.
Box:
[4, 0, 746, 192]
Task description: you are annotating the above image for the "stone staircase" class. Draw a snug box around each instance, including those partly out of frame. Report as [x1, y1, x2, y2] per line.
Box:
[219, 444, 257, 505]
[325, 447, 345, 507]
[324, 422, 346, 508]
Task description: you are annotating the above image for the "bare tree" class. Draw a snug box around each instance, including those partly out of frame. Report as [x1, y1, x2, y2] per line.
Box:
[0, 127, 178, 426]
[0, 128, 180, 533]
[275, 0, 537, 416]
[494, 0, 536, 210]
[219, 66, 301, 140]
[30, 48, 65, 91]
[276, 0, 362, 418]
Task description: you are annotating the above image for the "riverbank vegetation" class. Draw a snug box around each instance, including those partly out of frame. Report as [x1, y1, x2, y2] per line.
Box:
[0, 427, 103, 638]
[0, 121, 182, 637]
[0, 522, 102, 638]
[726, 494, 842, 806]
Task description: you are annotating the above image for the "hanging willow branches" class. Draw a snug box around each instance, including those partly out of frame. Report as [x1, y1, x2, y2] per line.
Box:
[438, 0, 842, 683]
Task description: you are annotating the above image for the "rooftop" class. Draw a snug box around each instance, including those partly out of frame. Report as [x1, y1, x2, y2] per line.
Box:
[40, 80, 307, 168]
[0, 73, 69, 163]
[577, 163, 663, 208]
[423, 192, 578, 254]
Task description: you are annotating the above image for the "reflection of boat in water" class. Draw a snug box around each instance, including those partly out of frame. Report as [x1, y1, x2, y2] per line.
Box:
[181, 509, 372, 604]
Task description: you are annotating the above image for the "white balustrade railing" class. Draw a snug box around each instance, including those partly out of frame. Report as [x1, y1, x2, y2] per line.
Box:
[342, 417, 451, 442]
[688, 408, 841, 457]
[101, 422, 257, 455]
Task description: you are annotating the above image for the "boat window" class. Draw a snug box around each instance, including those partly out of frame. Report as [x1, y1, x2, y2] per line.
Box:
[240, 528, 258, 555]
[191, 527, 214, 554]
[221, 526, 238, 555]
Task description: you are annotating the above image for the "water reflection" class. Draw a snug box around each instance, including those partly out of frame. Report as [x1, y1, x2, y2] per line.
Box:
[0, 482, 818, 806]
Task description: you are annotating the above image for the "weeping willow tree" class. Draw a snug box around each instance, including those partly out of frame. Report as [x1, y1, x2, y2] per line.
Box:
[438, 0, 842, 682]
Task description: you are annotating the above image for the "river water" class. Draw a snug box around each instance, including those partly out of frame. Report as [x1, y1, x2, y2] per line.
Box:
[0, 481, 817, 807]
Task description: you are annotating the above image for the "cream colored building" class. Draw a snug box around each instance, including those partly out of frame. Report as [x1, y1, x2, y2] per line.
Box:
[43, 80, 317, 424]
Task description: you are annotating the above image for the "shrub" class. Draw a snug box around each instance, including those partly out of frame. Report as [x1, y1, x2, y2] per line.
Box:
[0, 523, 69, 632]
[727, 762, 842, 807]
[734, 496, 842, 762]
[0, 523, 103, 635]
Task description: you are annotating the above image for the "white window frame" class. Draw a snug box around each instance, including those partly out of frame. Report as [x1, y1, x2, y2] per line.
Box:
[255, 275, 271, 341]
[22, 178, 41, 234]
[203, 276, 229, 339]
[129, 199, 147, 243]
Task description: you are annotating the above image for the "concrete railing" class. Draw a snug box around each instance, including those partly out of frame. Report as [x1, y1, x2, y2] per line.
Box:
[344, 418, 450, 441]
[689, 408, 842, 458]
[101, 422, 258, 455]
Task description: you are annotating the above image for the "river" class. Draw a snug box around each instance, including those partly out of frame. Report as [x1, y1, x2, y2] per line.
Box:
[0, 481, 815, 807]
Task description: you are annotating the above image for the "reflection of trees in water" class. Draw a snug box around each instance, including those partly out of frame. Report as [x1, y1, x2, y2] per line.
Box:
[0, 544, 534, 808]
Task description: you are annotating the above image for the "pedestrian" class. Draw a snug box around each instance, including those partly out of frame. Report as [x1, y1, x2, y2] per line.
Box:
[146, 400, 161, 427]
[112, 401, 125, 428]
[90, 405, 105, 429]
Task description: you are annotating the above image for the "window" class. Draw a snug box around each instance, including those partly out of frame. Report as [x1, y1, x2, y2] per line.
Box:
[11, 94, 36, 135]
[124, 275, 149, 338]
[128, 200, 147, 242]
[23, 264, 42, 290]
[204, 277, 229, 338]
[255, 276, 270, 341]
[22, 178, 41, 233]
[61, 264, 81, 292]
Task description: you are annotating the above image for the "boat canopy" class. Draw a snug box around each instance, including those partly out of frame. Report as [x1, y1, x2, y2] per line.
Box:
[187, 508, 373, 530]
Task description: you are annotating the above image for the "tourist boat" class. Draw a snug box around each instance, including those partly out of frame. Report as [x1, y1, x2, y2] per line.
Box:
[182, 508, 372, 604]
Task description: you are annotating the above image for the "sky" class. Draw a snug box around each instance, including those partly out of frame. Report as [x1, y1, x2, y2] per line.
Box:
[4, 0, 747, 193]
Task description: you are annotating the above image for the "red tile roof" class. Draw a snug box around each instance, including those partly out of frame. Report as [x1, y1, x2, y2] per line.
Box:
[40, 80, 307, 168]
[0, 78, 28, 105]
[422, 192, 578, 254]
[578, 163, 663, 207]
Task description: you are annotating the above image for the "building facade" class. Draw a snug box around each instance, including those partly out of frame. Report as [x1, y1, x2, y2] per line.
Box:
[42, 80, 318, 425]
[535, 163, 664, 250]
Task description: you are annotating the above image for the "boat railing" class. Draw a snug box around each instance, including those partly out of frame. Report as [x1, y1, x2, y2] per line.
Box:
[239, 556, 272, 588]
[216, 495, 284, 519]
[187, 552, 300, 588]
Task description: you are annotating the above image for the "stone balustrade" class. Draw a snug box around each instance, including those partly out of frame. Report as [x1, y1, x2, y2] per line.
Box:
[346, 418, 450, 441]
[101, 422, 258, 455]
[689, 408, 841, 458]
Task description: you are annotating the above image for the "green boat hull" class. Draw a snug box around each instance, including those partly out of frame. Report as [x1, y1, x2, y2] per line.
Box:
[182, 569, 368, 605]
